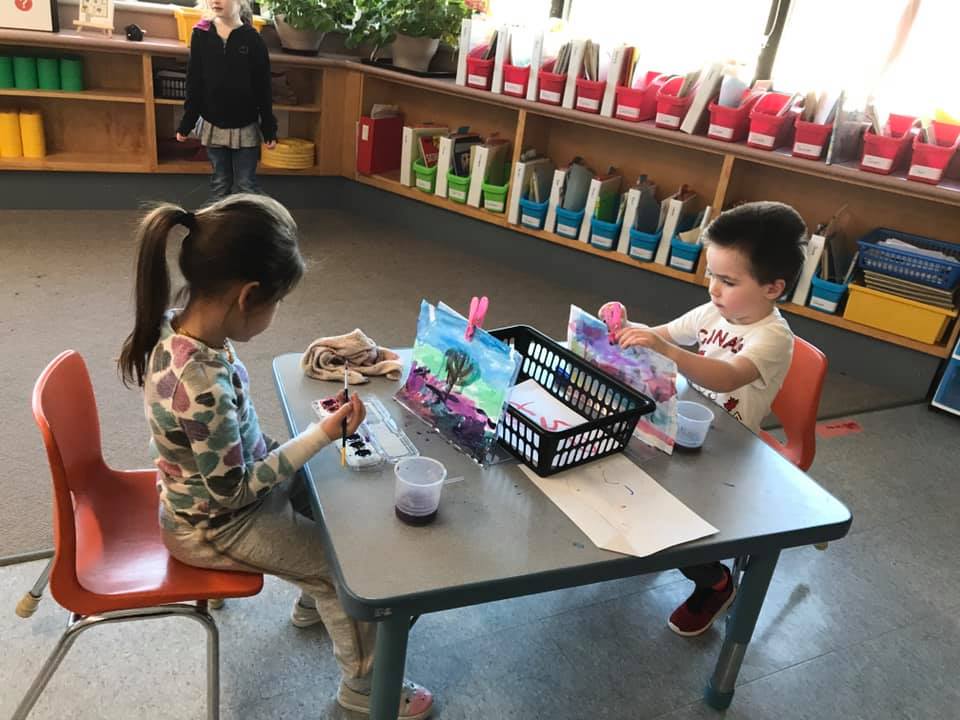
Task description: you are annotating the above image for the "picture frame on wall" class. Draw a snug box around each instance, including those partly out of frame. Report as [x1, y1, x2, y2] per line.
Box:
[0, 0, 60, 33]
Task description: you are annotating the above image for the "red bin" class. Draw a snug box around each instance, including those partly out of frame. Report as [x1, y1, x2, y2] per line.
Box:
[908, 120, 960, 184]
[860, 113, 918, 175]
[747, 92, 798, 150]
[466, 51, 494, 91]
[502, 63, 530, 98]
[575, 77, 605, 114]
[614, 71, 665, 122]
[537, 59, 565, 106]
[655, 76, 696, 130]
[707, 90, 762, 142]
[792, 120, 833, 160]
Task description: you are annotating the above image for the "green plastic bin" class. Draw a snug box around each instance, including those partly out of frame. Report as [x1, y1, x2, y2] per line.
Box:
[37, 58, 61, 91]
[412, 160, 438, 194]
[482, 177, 510, 214]
[447, 172, 470, 204]
[0, 57, 13, 89]
[13, 57, 38, 90]
[60, 57, 85, 92]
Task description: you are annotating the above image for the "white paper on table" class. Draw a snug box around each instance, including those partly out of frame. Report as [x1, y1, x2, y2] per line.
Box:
[520, 454, 717, 558]
[508, 378, 587, 432]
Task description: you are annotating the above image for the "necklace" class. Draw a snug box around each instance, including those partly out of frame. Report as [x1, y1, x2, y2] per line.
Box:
[173, 318, 234, 363]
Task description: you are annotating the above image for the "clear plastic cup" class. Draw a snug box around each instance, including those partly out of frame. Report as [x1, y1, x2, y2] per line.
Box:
[675, 401, 715, 449]
[393, 457, 447, 525]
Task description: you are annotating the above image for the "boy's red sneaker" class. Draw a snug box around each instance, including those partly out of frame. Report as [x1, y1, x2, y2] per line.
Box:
[668, 569, 737, 637]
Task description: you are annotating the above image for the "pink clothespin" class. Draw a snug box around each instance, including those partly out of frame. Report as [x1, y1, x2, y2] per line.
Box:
[465, 296, 489, 341]
[600, 303, 624, 344]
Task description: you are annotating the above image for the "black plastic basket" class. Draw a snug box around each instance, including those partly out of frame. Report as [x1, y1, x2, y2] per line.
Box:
[490, 325, 656, 477]
[155, 70, 187, 100]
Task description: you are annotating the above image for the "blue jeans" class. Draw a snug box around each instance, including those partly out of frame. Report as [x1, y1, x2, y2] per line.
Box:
[207, 146, 261, 200]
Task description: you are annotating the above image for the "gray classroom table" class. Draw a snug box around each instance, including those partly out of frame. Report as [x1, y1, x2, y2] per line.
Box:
[272, 351, 851, 718]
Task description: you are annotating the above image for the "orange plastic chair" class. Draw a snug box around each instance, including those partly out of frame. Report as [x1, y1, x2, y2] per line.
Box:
[758, 337, 828, 472]
[14, 351, 263, 720]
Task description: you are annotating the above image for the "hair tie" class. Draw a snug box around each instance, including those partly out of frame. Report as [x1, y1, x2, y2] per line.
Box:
[177, 210, 197, 230]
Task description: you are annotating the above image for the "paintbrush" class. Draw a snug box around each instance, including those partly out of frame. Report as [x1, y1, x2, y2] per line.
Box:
[340, 364, 349, 467]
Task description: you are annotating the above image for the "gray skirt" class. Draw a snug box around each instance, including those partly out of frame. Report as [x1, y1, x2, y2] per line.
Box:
[199, 119, 261, 149]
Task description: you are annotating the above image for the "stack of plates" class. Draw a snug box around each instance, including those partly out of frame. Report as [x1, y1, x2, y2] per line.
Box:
[261, 138, 315, 170]
[863, 270, 959, 309]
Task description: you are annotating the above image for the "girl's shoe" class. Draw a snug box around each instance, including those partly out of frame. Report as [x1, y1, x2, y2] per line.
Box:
[290, 597, 324, 629]
[337, 679, 433, 720]
[668, 569, 737, 636]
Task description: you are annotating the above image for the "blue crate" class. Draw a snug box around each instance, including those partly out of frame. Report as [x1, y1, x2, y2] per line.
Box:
[857, 227, 960, 290]
[628, 228, 662, 261]
[809, 273, 848, 314]
[518, 196, 549, 229]
[589, 216, 622, 250]
[554, 207, 585, 239]
[669, 237, 702, 272]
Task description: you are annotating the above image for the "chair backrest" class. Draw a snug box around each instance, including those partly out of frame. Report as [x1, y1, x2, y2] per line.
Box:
[32, 350, 107, 602]
[759, 337, 827, 472]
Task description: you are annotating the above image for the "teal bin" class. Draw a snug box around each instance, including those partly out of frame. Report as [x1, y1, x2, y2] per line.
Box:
[60, 57, 85, 92]
[555, 207, 585, 239]
[518, 196, 549, 229]
[590, 216, 623, 250]
[447, 172, 470, 203]
[13, 57, 38, 90]
[0, 57, 13, 89]
[37, 58, 61, 91]
[669, 237, 702, 272]
[412, 160, 438, 194]
[808, 273, 848, 314]
[628, 228, 662, 261]
[482, 177, 509, 213]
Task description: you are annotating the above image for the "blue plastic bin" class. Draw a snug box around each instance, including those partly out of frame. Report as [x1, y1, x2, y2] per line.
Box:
[808, 273, 848, 314]
[518, 196, 549, 230]
[669, 237, 702, 272]
[628, 228, 662, 261]
[590, 217, 623, 250]
[555, 207, 585, 239]
[857, 227, 960, 290]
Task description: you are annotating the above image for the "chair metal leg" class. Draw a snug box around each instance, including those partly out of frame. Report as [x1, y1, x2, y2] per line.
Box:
[12, 603, 219, 720]
[731, 554, 749, 591]
[208, 598, 225, 610]
[15, 559, 52, 619]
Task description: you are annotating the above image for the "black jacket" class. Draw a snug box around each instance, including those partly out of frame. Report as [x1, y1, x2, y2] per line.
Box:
[178, 21, 277, 142]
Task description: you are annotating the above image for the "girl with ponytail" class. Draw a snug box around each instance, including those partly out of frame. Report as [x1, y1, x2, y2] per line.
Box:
[119, 193, 434, 719]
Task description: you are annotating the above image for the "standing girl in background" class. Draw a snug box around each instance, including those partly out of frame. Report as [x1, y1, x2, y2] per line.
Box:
[176, 0, 277, 200]
[118, 194, 434, 719]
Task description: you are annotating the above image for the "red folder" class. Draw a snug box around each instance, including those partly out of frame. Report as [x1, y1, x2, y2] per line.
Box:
[357, 114, 404, 175]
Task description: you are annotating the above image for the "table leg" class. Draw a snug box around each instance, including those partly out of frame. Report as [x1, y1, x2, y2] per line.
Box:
[370, 613, 411, 720]
[705, 550, 780, 710]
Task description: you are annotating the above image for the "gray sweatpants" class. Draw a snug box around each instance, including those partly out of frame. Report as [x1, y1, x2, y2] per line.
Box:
[162, 476, 376, 681]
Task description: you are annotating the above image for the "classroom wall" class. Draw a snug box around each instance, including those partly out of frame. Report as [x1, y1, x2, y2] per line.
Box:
[0, 172, 940, 399]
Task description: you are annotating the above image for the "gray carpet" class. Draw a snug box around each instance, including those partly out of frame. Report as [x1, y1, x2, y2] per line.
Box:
[0, 209, 925, 557]
[3, 403, 958, 719]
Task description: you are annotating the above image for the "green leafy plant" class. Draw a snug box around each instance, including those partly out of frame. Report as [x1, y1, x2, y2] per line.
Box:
[347, 0, 472, 50]
[262, 0, 354, 32]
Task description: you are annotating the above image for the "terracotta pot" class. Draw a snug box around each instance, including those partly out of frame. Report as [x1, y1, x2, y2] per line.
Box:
[391, 33, 440, 72]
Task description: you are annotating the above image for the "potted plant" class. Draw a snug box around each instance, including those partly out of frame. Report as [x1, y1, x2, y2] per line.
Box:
[348, 0, 473, 72]
[263, 0, 354, 54]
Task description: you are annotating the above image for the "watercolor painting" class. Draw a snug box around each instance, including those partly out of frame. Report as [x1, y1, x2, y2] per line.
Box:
[396, 300, 521, 463]
[566, 305, 679, 454]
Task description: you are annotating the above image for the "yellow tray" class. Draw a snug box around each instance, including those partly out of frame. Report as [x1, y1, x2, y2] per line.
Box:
[843, 283, 958, 344]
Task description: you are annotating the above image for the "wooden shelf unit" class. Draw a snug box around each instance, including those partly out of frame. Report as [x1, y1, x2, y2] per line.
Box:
[1, 27, 959, 357]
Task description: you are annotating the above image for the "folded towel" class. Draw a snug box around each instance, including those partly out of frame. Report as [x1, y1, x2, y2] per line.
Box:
[301, 329, 403, 384]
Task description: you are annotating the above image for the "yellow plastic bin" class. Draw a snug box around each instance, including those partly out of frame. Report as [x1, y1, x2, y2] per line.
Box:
[0, 110, 23, 158]
[19, 110, 46, 158]
[843, 283, 958, 344]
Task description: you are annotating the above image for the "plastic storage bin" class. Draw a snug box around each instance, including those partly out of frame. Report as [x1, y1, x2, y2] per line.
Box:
[412, 160, 437, 194]
[466, 54, 494, 91]
[13, 57, 38, 90]
[0, 111, 22, 158]
[589, 216, 622, 250]
[668, 237, 702, 272]
[537, 60, 565, 105]
[554, 207, 585, 239]
[628, 228, 662, 261]
[843, 283, 957, 344]
[614, 71, 665, 122]
[574, 77, 605, 114]
[860, 114, 918, 174]
[707, 91, 762, 142]
[447, 173, 470, 203]
[908, 120, 960, 184]
[792, 119, 833, 160]
[518, 196, 549, 229]
[808, 273, 848, 314]
[36, 58, 60, 91]
[482, 176, 510, 213]
[59, 57, 84, 91]
[502, 63, 530, 98]
[0, 57, 13, 89]
[856, 227, 960, 290]
[655, 76, 695, 129]
[932, 356, 960, 416]
[491, 324, 655, 476]
[747, 92, 798, 150]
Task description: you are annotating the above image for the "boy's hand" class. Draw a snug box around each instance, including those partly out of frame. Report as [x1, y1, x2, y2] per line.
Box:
[175, 132, 188, 142]
[265, 140, 277, 149]
[321, 394, 366, 439]
[617, 326, 668, 356]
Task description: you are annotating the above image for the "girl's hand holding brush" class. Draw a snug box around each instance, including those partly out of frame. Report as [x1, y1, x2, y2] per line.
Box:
[320, 394, 366, 444]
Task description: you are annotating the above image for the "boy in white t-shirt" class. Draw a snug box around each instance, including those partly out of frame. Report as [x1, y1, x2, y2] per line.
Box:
[601, 201, 807, 637]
